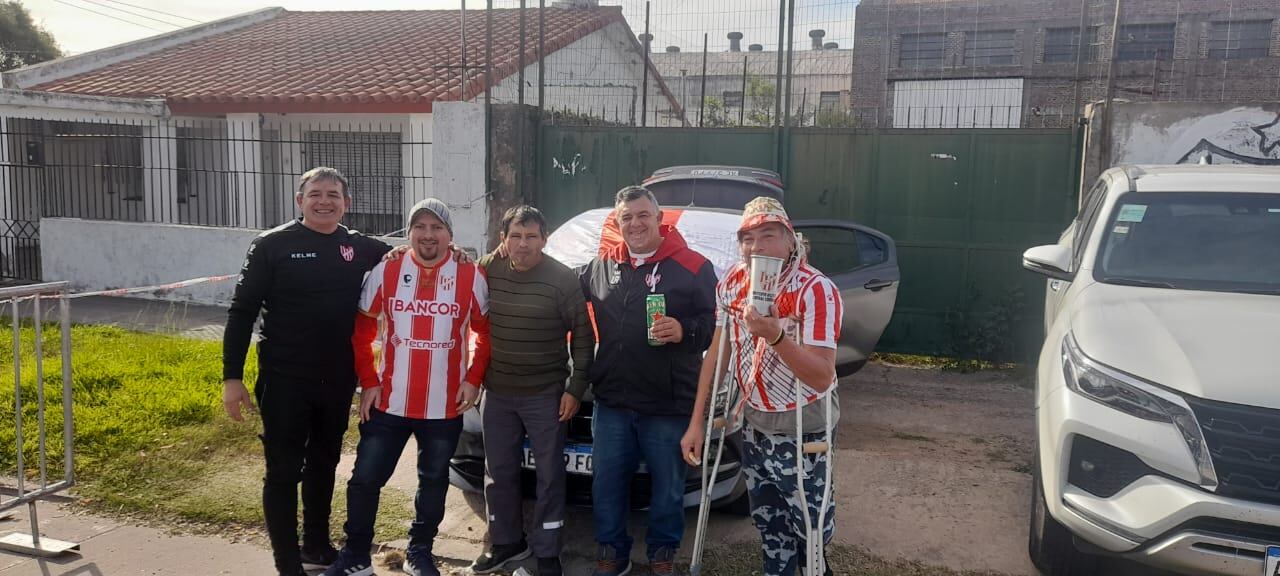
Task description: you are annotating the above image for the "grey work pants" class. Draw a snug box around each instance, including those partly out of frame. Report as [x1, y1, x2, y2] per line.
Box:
[481, 386, 568, 558]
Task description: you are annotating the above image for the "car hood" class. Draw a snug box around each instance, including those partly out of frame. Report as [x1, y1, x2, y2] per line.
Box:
[1070, 282, 1280, 409]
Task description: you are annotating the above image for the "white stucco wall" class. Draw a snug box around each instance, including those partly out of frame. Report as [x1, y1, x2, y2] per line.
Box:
[40, 217, 408, 306]
[1110, 102, 1280, 166]
[430, 102, 488, 253]
[40, 218, 261, 305]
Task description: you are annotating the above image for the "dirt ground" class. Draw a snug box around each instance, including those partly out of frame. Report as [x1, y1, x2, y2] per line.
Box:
[340, 361, 1179, 576]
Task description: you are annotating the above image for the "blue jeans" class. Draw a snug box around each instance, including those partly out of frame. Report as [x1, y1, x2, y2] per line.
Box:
[341, 409, 463, 558]
[591, 402, 690, 560]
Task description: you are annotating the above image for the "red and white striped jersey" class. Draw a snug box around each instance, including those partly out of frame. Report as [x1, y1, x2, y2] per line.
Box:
[716, 260, 843, 412]
[356, 253, 490, 420]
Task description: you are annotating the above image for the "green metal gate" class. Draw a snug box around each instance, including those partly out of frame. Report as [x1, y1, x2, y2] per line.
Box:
[538, 126, 1082, 360]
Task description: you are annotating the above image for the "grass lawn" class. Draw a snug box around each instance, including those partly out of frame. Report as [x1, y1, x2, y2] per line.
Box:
[0, 319, 412, 544]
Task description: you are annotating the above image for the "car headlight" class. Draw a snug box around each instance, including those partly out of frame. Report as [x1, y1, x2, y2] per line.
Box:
[1061, 333, 1218, 489]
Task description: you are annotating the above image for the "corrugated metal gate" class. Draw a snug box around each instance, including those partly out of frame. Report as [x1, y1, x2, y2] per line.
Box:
[538, 125, 1083, 359]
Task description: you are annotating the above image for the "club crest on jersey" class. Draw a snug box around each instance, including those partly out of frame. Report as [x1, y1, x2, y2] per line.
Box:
[440, 274, 456, 291]
[340, 245, 355, 262]
[645, 272, 662, 291]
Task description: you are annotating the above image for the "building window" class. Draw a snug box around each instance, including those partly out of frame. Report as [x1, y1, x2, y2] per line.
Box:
[819, 91, 841, 110]
[307, 131, 403, 235]
[965, 30, 1017, 66]
[1208, 20, 1273, 60]
[1045, 27, 1102, 63]
[722, 91, 743, 108]
[899, 32, 946, 67]
[1116, 23, 1176, 61]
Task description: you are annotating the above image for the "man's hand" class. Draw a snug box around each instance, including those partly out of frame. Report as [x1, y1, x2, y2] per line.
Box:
[649, 315, 684, 344]
[382, 244, 410, 262]
[456, 382, 480, 413]
[558, 393, 581, 422]
[223, 379, 255, 422]
[451, 243, 475, 264]
[680, 422, 705, 467]
[492, 243, 509, 260]
[744, 306, 783, 343]
[360, 386, 381, 422]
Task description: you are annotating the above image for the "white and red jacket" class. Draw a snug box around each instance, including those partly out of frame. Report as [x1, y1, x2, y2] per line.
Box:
[716, 259, 843, 412]
[353, 252, 491, 420]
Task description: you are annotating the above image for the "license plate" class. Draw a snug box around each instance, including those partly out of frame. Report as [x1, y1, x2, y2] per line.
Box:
[1266, 546, 1280, 576]
[522, 441, 593, 475]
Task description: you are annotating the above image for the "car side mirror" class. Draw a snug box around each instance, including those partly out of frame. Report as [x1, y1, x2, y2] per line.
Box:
[1023, 244, 1073, 281]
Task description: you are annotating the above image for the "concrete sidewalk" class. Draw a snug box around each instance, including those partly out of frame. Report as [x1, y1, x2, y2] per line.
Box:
[0, 500, 276, 575]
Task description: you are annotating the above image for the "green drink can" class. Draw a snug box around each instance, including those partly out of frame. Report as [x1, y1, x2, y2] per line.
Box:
[646, 294, 666, 346]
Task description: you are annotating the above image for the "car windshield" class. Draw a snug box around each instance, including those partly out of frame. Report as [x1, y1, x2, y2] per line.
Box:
[1095, 192, 1280, 295]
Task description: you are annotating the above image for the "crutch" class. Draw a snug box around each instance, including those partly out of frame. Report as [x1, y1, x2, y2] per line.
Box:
[689, 321, 740, 576]
[794, 368, 835, 576]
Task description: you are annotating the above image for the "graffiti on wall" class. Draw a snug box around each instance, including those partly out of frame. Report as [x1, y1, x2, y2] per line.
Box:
[1114, 105, 1280, 166]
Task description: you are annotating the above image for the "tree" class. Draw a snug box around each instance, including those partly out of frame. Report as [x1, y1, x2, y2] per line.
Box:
[1, 1, 62, 72]
[745, 77, 777, 127]
[699, 96, 731, 127]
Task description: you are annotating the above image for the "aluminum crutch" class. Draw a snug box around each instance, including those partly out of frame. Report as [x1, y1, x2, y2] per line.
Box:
[794, 362, 835, 576]
[689, 323, 738, 576]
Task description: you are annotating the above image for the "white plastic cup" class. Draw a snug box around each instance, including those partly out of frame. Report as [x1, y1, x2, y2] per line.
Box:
[749, 255, 784, 316]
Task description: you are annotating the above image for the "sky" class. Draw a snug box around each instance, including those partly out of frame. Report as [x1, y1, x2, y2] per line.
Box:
[19, 0, 858, 57]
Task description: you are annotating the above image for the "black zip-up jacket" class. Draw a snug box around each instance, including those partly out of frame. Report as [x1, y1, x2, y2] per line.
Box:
[581, 226, 717, 416]
[222, 220, 390, 385]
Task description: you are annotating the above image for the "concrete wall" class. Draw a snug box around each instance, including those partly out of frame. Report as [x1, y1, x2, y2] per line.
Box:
[40, 218, 261, 305]
[1081, 101, 1280, 190]
[430, 102, 488, 254]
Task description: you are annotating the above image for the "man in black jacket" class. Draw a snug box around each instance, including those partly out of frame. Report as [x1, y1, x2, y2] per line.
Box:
[582, 186, 717, 576]
[222, 167, 391, 576]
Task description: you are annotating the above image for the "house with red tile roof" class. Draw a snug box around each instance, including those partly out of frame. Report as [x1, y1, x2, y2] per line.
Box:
[0, 5, 679, 276]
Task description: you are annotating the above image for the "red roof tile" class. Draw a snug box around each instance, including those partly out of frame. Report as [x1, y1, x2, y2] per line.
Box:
[32, 8, 633, 114]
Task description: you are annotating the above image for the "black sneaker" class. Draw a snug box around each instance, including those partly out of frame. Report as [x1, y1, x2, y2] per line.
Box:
[402, 550, 441, 576]
[300, 542, 340, 570]
[537, 556, 563, 576]
[470, 540, 533, 574]
[321, 549, 374, 576]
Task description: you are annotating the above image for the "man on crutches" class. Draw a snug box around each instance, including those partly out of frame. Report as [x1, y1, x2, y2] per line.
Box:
[681, 197, 842, 576]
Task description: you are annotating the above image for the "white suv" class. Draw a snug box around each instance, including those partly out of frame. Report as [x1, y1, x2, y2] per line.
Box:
[1022, 165, 1280, 576]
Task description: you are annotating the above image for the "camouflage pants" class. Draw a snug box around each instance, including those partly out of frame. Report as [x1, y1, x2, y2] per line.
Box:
[742, 425, 836, 576]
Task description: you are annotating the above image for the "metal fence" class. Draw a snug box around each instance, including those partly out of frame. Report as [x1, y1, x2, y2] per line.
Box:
[0, 281, 77, 556]
[0, 116, 431, 280]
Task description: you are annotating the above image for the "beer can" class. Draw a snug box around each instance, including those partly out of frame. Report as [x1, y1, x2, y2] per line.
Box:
[646, 294, 666, 346]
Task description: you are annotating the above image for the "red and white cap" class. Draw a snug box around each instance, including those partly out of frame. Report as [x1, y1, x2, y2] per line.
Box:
[737, 196, 793, 235]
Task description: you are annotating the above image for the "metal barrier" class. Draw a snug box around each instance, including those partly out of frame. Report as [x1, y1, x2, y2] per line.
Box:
[0, 281, 78, 557]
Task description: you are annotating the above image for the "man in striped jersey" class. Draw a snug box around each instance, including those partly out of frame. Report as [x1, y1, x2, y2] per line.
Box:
[681, 197, 841, 576]
[469, 205, 593, 576]
[326, 198, 491, 576]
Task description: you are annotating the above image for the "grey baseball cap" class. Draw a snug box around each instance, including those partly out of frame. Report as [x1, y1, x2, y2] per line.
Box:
[406, 198, 453, 234]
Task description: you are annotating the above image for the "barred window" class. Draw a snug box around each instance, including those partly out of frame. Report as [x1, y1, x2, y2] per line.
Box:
[722, 91, 743, 108]
[965, 30, 1016, 66]
[306, 131, 403, 235]
[900, 32, 946, 67]
[1116, 23, 1176, 61]
[1208, 20, 1273, 60]
[819, 91, 841, 111]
